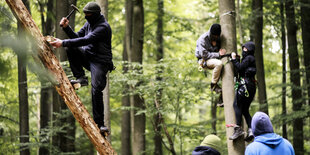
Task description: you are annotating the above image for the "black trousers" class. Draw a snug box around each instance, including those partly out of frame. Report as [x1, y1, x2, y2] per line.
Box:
[66, 47, 108, 127]
[233, 81, 256, 128]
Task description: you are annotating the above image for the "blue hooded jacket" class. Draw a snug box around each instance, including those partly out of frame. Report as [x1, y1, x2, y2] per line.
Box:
[245, 112, 295, 155]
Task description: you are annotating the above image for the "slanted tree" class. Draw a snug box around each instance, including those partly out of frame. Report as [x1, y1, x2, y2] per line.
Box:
[17, 0, 30, 154]
[285, 0, 304, 153]
[218, 0, 245, 154]
[5, 0, 116, 154]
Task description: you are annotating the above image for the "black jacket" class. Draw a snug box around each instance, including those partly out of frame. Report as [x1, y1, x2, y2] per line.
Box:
[192, 146, 221, 155]
[62, 14, 112, 65]
[231, 42, 256, 79]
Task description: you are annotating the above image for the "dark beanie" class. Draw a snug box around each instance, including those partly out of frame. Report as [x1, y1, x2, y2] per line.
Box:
[83, 2, 101, 14]
[210, 24, 221, 35]
[251, 112, 274, 137]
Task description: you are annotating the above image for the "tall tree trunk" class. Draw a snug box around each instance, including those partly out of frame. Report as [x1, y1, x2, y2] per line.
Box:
[280, 0, 287, 139]
[285, 0, 304, 154]
[5, 0, 116, 154]
[218, 0, 245, 154]
[96, 0, 111, 143]
[154, 0, 164, 154]
[211, 93, 217, 134]
[301, 0, 310, 108]
[39, 0, 54, 154]
[131, 0, 145, 154]
[236, 0, 243, 44]
[253, 0, 268, 114]
[122, 0, 133, 154]
[18, 1, 30, 155]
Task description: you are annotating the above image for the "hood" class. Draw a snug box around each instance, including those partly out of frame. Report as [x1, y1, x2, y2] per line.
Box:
[255, 133, 283, 148]
[242, 41, 255, 57]
[252, 112, 274, 137]
[192, 146, 220, 155]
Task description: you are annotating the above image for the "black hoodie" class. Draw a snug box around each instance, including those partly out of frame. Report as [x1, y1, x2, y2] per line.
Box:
[231, 41, 256, 78]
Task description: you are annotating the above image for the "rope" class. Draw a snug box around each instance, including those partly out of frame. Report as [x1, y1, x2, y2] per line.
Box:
[220, 11, 236, 18]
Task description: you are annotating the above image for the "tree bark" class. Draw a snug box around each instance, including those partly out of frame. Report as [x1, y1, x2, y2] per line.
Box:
[253, 0, 268, 114]
[154, 0, 164, 154]
[285, 0, 304, 154]
[96, 0, 111, 143]
[5, 0, 116, 154]
[211, 93, 217, 134]
[131, 0, 145, 154]
[121, 0, 133, 154]
[301, 0, 310, 108]
[280, 0, 287, 139]
[218, 0, 245, 154]
[17, 1, 30, 155]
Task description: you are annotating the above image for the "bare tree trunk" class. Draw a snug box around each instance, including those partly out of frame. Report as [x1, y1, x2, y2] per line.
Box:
[285, 0, 304, 154]
[154, 0, 164, 154]
[121, 0, 133, 154]
[38, 0, 54, 154]
[301, 0, 310, 108]
[211, 93, 217, 134]
[236, 0, 243, 44]
[96, 0, 111, 143]
[18, 1, 30, 155]
[131, 0, 145, 154]
[218, 0, 245, 154]
[5, 0, 116, 154]
[253, 0, 268, 114]
[280, 0, 287, 139]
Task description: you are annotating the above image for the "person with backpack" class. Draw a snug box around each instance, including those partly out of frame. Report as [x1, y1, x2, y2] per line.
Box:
[229, 41, 256, 141]
[245, 112, 295, 155]
[195, 24, 226, 93]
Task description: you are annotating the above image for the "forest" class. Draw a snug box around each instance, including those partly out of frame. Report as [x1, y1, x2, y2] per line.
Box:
[0, 0, 309, 154]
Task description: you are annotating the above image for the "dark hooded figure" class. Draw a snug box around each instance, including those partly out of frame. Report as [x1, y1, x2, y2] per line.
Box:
[50, 2, 113, 136]
[245, 112, 295, 155]
[229, 41, 257, 141]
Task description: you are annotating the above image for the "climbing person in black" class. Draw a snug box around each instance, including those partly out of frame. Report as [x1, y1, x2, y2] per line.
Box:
[50, 2, 113, 136]
[229, 41, 256, 141]
[195, 24, 226, 93]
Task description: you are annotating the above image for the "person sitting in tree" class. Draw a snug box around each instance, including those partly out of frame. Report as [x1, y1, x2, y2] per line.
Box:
[50, 2, 114, 136]
[195, 24, 226, 93]
[229, 41, 256, 141]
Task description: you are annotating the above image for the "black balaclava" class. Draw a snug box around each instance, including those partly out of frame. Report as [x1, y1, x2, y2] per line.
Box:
[85, 13, 101, 25]
[210, 24, 221, 42]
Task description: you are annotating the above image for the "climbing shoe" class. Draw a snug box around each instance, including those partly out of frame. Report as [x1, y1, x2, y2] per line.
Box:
[99, 126, 110, 137]
[245, 128, 254, 142]
[70, 76, 88, 89]
[229, 126, 244, 140]
[211, 83, 222, 93]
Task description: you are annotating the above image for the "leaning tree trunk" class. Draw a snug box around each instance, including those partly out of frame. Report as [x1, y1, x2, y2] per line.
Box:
[218, 0, 245, 154]
[154, 0, 164, 154]
[97, 0, 111, 143]
[301, 0, 310, 109]
[17, 1, 30, 155]
[253, 0, 268, 114]
[280, 0, 287, 139]
[121, 0, 133, 154]
[285, 0, 304, 154]
[131, 0, 145, 154]
[5, 0, 116, 154]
